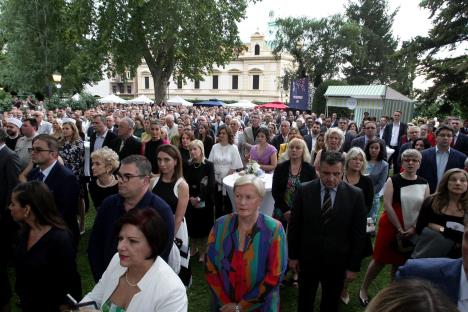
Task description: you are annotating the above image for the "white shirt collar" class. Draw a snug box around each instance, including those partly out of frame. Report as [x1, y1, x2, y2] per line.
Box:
[0, 143, 5, 151]
[98, 129, 108, 138]
[436, 146, 451, 153]
[41, 160, 58, 179]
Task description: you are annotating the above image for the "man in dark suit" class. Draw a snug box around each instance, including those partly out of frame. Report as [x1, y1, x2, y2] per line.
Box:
[271, 120, 290, 152]
[89, 114, 118, 155]
[382, 111, 408, 173]
[396, 125, 421, 169]
[337, 117, 355, 153]
[0, 129, 21, 311]
[289, 151, 367, 312]
[303, 121, 321, 152]
[396, 215, 468, 309]
[27, 134, 80, 245]
[451, 117, 468, 156]
[351, 120, 387, 159]
[417, 125, 466, 193]
[115, 117, 142, 160]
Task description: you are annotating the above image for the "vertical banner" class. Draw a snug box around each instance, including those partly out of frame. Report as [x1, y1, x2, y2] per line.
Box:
[289, 77, 309, 110]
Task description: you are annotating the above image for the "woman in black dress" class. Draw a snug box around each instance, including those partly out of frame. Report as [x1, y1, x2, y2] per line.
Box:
[183, 139, 215, 262]
[341, 147, 374, 304]
[142, 120, 166, 174]
[179, 130, 194, 165]
[151, 144, 191, 286]
[415, 168, 467, 258]
[89, 147, 119, 210]
[197, 123, 214, 158]
[10, 181, 81, 312]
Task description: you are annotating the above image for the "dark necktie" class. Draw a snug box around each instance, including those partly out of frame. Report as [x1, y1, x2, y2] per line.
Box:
[37, 171, 45, 182]
[321, 188, 332, 224]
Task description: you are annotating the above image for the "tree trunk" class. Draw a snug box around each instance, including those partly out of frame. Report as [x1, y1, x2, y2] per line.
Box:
[151, 70, 168, 104]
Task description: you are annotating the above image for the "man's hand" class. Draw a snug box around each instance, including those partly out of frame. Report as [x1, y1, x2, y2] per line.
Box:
[289, 259, 300, 273]
[345, 270, 357, 282]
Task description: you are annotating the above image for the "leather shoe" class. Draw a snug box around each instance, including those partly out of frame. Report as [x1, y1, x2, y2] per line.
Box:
[358, 291, 370, 307]
[340, 293, 350, 305]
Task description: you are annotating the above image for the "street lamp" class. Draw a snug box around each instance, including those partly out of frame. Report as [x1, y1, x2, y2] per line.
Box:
[52, 71, 62, 99]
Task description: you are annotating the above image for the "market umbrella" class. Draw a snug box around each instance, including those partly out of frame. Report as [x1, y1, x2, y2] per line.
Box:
[227, 100, 257, 109]
[167, 96, 193, 107]
[98, 94, 128, 104]
[194, 99, 225, 107]
[257, 101, 288, 110]
[127, 95, 154, 105]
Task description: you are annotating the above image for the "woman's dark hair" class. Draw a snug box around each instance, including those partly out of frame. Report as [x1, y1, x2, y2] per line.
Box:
[12, 181, 66, 230]
[364, 139, 385, 161]
[366, 278, 458, 312]
[115, 208, 168, 260]
[412, 137, 431, 150]
[431, 168, 468, 215]
[257, 126, 270, 144]
[156, 144, 183, 182]
[217, 124, 234, 145]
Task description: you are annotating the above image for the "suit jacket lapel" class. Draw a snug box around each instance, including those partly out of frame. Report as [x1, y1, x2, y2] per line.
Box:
[440, 259, 462, 303]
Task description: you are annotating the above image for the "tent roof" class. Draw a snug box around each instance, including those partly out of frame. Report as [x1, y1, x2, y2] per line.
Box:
[98, 94, 128, 104]
[227, 100, 256, 109]
[167, 96, 193, 107]
[127, 95, 154, 104]
[324, 85, 412, 102]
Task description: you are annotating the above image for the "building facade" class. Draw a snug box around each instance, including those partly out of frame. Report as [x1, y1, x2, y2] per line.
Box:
[132, 32, 294, 103]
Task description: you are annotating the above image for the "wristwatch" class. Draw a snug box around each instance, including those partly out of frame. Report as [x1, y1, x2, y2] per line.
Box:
[439, 226, 445, 233]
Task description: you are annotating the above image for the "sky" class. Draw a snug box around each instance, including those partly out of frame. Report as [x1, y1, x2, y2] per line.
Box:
[238, 0, 434, 89]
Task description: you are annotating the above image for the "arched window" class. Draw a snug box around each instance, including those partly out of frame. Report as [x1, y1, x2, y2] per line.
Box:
[254, 44, 260, 55]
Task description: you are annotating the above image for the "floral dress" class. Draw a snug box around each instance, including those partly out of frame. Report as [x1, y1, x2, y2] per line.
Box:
[59, 139, 85, 178]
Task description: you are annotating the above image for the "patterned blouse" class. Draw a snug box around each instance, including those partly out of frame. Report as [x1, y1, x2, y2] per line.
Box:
[59, 139, 84, 177]
[205, 213, 287, 311]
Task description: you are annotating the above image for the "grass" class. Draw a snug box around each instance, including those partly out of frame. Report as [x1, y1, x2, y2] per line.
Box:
[9, 203, 391, 312]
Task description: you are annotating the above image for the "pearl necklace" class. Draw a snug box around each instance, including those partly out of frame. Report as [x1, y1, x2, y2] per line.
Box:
[96, 175, 116, 188]
[125, 272, 138, 287]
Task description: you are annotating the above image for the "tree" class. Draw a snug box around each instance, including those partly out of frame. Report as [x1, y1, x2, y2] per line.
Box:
[96, 0, 255, 103]
[411, 0, 468, 119]
[344, 0, 399, 85]
[0, 0, 104, 95]
[271, 15, 354, 87]
[311, 79, 347, 114]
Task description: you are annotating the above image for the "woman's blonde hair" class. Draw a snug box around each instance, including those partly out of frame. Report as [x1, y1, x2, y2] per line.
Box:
[401, 148, 422, 161]
[281, 138, 311, 163]
[91, 146, 120, 173]
[324, 127, 344, 151]
[188, 139, 206, 164]
[345, 147, 367, 175]
[233, 175, 265, 198]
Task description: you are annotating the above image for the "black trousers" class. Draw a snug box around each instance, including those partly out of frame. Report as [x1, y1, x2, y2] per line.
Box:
[298, 266, 345, 312]
[214, 190, 232, 220]
[388, 145, 401, 174]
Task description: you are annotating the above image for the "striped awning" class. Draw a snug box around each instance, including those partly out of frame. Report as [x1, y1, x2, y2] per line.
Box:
[327, 97, 383, 109]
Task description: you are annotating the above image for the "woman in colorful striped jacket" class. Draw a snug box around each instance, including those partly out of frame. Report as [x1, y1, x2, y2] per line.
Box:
[205, 175, 287, 312]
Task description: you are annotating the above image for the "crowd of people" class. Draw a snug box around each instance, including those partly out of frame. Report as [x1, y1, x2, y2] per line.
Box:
[0, 100, 467, 312]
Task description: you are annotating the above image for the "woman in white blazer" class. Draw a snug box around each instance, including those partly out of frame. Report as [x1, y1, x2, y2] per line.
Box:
[81, 208, 187, 312]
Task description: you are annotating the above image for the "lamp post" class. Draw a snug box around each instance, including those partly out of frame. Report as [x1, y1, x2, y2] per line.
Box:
[52, 71, 62, 99]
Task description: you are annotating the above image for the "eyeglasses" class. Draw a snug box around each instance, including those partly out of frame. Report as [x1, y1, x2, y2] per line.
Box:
[115, 172, 147, 183]
[28, 147, 52, 153]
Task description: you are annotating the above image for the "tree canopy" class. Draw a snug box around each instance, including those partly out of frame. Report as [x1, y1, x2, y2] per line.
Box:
[96, 0, 256, 103]
[0, 0, 103, 95]
[412, 0, 468, 119]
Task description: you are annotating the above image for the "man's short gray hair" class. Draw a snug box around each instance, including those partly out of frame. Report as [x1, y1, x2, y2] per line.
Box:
[121, 117, 135, 129]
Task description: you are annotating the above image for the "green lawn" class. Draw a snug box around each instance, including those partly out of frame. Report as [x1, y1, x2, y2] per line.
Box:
[9, 204, 391, 312]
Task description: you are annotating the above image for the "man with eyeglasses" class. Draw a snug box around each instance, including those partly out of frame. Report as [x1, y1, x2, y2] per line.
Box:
[26, 134, 80, 245]
[15, 118, 38, 169]
[396, 125, 421, 169]
[88, 155, 174, 282]
[288, 151, 366, 312]
[351, 120, 387, 159]
[417, 125, 466, 193]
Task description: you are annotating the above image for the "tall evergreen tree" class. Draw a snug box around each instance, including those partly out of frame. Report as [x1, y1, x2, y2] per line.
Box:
[412, 0, 468, 119]
[344, 0, 399, 85]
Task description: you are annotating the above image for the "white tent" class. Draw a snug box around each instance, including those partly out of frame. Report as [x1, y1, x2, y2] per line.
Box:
[228, 100, 257, 109]
[127, 95, 154, 105]
[98, 94, 128, 104]
[71, 93, 81, 101]
[167, 96, 193, 107]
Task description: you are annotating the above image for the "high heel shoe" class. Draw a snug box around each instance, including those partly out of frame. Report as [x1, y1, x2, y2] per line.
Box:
[358, 290, 370, 307]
